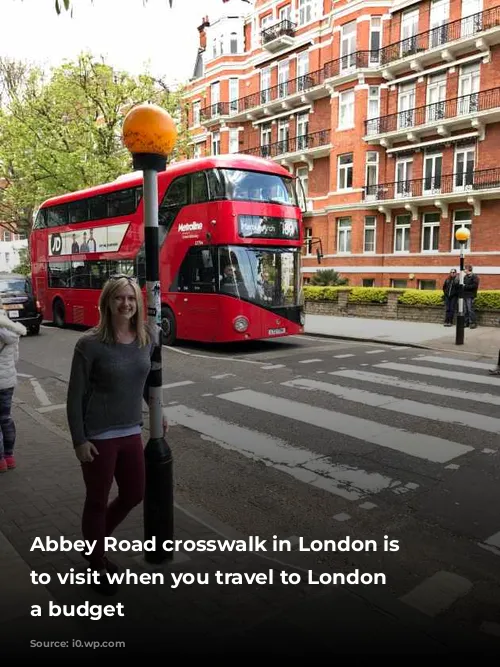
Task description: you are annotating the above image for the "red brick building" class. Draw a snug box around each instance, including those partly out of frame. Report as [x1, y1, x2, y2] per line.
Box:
[183, 0, 500, 289]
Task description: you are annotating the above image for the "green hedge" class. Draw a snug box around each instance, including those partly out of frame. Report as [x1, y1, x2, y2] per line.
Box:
[304, 286, 500, 310]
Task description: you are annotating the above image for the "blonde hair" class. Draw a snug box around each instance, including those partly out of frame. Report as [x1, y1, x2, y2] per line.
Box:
[94, 276, 150, 347]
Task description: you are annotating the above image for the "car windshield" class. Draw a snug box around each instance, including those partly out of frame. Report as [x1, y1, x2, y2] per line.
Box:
[0, 279, 27, 293]
[217, 169, 298, 206]
[218, 246, 302, 308]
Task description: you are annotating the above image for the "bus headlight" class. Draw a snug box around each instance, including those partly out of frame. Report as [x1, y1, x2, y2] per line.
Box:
[233, 316, 249, 333]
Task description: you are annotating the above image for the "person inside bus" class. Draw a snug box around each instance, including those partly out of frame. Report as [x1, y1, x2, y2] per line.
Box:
[80, 231, 89, 253]
[66, 275, 167, 595]
[71, 234, 80, 253]
[220, 264, 248, 299]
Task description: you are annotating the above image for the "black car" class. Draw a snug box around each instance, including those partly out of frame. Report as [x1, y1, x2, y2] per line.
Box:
[0, 273, 42, 335]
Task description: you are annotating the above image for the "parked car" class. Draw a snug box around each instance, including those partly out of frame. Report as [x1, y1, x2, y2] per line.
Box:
[0, 273, 43, 335]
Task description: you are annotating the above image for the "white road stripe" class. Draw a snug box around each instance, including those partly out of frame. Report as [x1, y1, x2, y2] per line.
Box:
[164, 404, 402, 501]
[399, 571, 473, 616]
[261, 364, 286, 369]
[217, 390, 472, 463]
[29, 378, 51, 406]
[331, 369, 500, 407]
[333, 354, 354, 359]
[284, 377, 500, 434]
[38, 403, 66, 413]
[365, 350, 385, 354]
[414, 355, 496, 371]
[17, 373, 33, 378]
[374, 362, 500, 386]
[161, 381, 194, 389]
[484, 531, 500, 548]
[298, 359, 322, 364]
[211, 373, 235, 379]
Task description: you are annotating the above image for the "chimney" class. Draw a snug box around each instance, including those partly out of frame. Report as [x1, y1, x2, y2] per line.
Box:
[197, 15, 210, 50]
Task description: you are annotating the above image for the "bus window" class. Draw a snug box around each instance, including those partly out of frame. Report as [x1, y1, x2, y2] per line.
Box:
[174, 247, 215, 293]
[108, 188, 137, 218]
[218, 168, 297, 206]
[89, 195, 107, 221]
[206, 169, 225, 200]
[68, 199, 89, 223]
[191, 171, 209, 203]
[47, 205, 68, 228]
[159, 175, 190, 229]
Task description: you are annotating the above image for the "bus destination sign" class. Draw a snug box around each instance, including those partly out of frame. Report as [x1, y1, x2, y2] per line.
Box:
[238, 215, 299, 240]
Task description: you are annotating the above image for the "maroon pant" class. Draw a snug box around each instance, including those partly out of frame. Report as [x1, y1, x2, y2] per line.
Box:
[80, 434, 145, 569]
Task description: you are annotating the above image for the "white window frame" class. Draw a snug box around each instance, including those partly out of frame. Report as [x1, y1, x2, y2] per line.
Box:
[421, 212, 440, 252]
[340, 21, 357, 71]
[304, 227, 313, 254]
[394, 214, 411, 253]
[229, 78, 239, 115]
[454, 144, 475, 191]
[338, 89, 355, 129]
[337, 217, 352, 254]
[211, 131, 220, 156]
[395, 157, 413, 198]
[192, 101, 201, 127]
[369, 17, 382, 64]
[365, 151, 379, 199]
[337, 153, 353, 190]
[363, 216, 377, 253]
[229, 128, 239, 154]
[423, 152, 442, 194]
[452, 209, 472, 251]
[298, 0, 315, 26]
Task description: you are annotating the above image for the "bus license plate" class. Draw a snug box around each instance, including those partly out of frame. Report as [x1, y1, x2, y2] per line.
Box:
[7, 310, 19, 318]
[268, 327, 286, 335]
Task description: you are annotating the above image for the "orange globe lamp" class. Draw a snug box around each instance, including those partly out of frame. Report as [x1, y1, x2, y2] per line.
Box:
[122, 103, 178, 170]
[455, 226, 470, 244]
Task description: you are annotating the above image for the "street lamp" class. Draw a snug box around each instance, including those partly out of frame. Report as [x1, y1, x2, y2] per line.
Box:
[122, 103, 178, 564]
[455, 225, 470, 345]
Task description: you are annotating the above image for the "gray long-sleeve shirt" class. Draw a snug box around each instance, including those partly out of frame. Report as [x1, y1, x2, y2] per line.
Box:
[66, 331, 153, 447]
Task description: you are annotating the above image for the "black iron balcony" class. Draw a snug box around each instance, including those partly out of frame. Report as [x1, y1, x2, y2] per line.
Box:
[261, 19, 296, 45]
[242, 130, 330, 159]
[365, 86, 500, 136]
[323, 50, 380, 78]
[380, 5, 500, 66]
[200, 102, 231, 122]
[237, 68, 325, 113]
[362, 167, 500, 201]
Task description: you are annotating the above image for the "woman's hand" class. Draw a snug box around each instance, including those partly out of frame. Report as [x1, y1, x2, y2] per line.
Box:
[75, 441, 99, 463]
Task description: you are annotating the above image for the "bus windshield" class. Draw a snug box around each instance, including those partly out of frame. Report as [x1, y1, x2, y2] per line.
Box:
[218, 246, 302, 308]
[212, 168, 298, 206]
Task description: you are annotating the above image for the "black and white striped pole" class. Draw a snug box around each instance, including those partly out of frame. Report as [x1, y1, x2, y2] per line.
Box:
[455, 226, 470, 346]
[122, 103, 178, 564]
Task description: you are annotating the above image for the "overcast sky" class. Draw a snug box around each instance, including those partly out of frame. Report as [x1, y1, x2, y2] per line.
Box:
[0, 0, 228, 87]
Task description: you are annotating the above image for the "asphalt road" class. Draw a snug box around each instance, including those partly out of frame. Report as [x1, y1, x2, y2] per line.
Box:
[14, 324, 500, 643]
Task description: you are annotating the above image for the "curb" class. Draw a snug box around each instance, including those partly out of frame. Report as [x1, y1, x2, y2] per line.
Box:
[304, 331, 435, 349]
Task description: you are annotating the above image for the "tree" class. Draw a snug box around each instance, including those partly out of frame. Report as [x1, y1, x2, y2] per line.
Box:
[11, 247, 30, 276]
[0, 53, 189, 237]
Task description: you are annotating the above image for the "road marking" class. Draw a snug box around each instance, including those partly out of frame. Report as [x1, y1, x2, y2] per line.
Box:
[165, 345, 263, 365]
[413, 355, 496, 371]
[374, 362, 500, 387]
[211, 373, 235, 379]
[284, 377, 500, 435]
[365, 349, 385, 354]
[161, 381, 194, 389]
[17, 373, 33, 378]
[217, 389, 470, 463]
[478, 531, 500, 557]
[399, 571, 473, 616]
[261, 364, 286, 369]
[359, 502, 377, 510]
[333, 513, 350, 522]
[298, 358, 322, 364]
[391, 346, 409, 349]
[37, 403, 66, 413]
[164, 404, 406, 501]
[29, 378, 51, 406]
[334, 354, 354, 359]
[330, 369, 500, 407]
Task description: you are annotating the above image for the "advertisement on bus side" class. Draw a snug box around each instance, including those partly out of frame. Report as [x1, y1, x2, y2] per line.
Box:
[48, 224, 129, 256]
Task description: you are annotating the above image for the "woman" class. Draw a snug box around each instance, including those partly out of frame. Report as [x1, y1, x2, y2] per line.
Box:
[66, 275, 165, 595]
[0, 298, 27, 473]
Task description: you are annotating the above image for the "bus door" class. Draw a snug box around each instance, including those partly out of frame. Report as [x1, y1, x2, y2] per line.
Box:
[171, 246, 220, 342]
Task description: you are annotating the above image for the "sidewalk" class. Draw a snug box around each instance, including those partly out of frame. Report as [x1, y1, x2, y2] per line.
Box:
[305, 314, 500, 359]
[1, 397, 499, 655]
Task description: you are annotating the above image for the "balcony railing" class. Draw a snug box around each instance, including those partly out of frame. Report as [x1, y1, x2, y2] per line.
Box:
[324, 50, 380, 78]
[261, 19, 296, 45]
[380, 5, 500, 66]
[238, 68, 326, 113]
[365, 86, 500, 136]
[200, 102, 231, 122]
[242, 130, 330, 159]
[362, 167, 500, 201]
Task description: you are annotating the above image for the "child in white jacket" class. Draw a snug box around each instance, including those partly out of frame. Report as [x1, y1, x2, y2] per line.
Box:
[0, 299, 27, 472]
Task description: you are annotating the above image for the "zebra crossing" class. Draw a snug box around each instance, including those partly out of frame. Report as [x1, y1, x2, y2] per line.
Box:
[163, 351, 500, 507]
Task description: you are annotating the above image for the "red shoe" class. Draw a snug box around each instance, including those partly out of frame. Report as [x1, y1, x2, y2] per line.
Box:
[5, 455, 15, 469]
[0, 459, 7, 473]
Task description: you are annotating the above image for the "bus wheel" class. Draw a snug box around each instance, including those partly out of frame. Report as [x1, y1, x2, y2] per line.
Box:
[53, 299, 65, 328]
[160, 306, 176, 346]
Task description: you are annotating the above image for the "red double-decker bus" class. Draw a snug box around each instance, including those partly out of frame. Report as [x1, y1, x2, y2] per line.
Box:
[29, 154, 306, 344]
